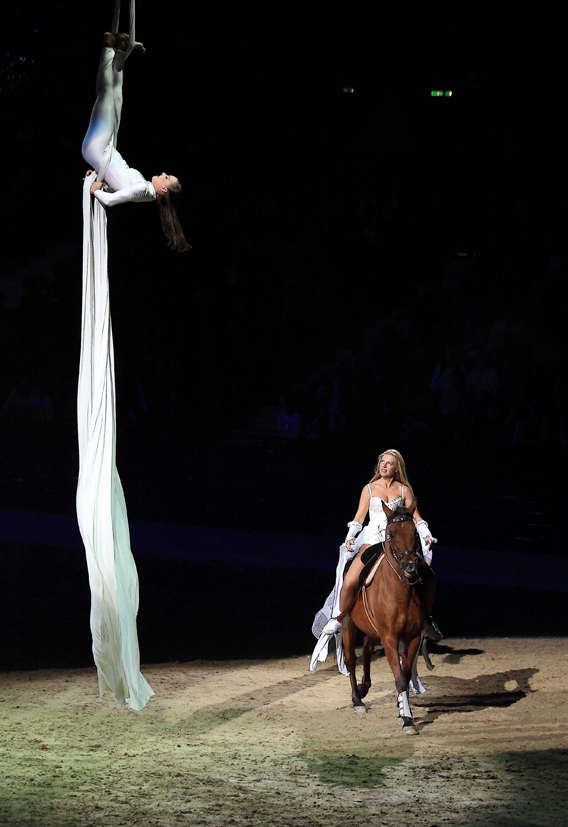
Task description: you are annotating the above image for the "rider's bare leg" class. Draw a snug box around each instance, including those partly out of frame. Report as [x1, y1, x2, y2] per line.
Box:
[320, 544, 372, 635]
[339, 545, 371, 613]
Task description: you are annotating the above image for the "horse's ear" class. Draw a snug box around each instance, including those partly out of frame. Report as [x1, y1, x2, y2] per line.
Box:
[407, 497, 417, 516]
[382, 501, 393, 517]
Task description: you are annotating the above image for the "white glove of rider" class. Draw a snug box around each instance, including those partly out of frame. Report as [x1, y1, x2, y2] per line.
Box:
[345, 521, 362, 551]
[415, 519, 436, 565]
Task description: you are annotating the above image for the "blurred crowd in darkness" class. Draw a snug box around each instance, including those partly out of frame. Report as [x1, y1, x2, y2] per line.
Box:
[275, 272, 567, 452]
[274, 234, 567, 452]
[2, 178, 566, 459]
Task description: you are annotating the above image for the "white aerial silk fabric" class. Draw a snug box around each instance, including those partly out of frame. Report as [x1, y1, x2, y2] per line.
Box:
[76, 0, 154, 711]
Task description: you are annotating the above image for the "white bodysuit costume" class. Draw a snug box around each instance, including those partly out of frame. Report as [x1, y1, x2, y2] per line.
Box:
[82, 46, 155, 207]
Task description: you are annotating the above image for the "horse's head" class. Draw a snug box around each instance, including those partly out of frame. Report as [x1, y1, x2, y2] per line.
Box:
[382, 501, 421, 583]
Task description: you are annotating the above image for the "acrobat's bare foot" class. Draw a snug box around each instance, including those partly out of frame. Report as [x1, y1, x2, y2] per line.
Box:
[114, 33, 146, 54]
[114, 33, 129, 52]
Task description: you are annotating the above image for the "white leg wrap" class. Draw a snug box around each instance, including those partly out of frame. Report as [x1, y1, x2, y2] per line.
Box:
[410, 674, 426, 694]
[398, 691, 412, 719]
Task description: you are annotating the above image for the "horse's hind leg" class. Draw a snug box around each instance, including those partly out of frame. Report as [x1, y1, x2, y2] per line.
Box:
[410, 645, 426, 694]
[420, 632, 434, 672]
[357, 635, 377, 699]
[343, 622, 366, 713]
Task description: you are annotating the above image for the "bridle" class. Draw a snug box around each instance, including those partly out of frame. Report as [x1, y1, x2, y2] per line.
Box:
[385, 511, 422, 586]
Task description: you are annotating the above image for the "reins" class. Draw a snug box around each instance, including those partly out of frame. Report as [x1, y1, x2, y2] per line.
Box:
[362, 583, 382, 638]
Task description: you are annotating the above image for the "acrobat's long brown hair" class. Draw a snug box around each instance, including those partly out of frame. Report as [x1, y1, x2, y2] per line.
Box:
[157, 181, 190, 253]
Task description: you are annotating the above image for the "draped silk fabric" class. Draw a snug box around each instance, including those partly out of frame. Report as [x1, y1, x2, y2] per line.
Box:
[78, 174, 153, 711]
[76, 0, 153, 710]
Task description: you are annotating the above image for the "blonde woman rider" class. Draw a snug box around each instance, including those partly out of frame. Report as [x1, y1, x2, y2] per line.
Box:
[321, 449, 442, 638]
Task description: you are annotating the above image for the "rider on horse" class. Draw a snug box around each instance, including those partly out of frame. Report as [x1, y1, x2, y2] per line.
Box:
[318, 449, 442, 640]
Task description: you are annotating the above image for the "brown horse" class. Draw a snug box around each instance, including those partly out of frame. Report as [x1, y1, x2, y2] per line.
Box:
[342, 501, 435, 733]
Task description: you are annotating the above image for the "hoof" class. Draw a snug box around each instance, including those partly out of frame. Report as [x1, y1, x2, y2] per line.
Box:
[353, 703, 367, 715]
[357, 682, 371, 699]
[401, 716, 418, 735]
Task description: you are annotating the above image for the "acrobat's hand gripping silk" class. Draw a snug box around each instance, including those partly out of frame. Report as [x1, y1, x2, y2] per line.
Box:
[77, 0, 154, 710]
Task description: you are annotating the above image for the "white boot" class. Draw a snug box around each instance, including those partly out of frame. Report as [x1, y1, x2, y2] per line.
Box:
[321, 615, 350, 635]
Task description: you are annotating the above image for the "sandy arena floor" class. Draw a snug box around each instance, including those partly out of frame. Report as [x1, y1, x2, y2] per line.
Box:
[1, 637, 567, 827]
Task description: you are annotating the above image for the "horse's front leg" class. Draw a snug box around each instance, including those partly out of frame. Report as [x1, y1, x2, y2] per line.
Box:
[343, 621, 366, 713]
[383, 635, 418, 735]
[397, 690, 418, 735]
[357, 635, 377, 699]
[400, 635, 423, 733]
[382, 634, 408, 695]
[420, 632, 435, 671]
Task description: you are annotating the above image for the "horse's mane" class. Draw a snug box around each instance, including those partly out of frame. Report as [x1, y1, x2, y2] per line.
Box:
[390, 505, 410, 517]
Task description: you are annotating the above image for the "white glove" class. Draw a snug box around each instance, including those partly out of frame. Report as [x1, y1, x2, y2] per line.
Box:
[345, 520, 362, 550]
[415, 519, 436, 564]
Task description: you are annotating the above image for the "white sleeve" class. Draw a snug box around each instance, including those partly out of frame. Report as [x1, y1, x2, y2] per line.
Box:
[415, 519, 436, 566]
[93, 184, 155, 207]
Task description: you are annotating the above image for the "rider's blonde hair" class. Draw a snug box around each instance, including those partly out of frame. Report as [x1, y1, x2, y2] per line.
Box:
[370, 449, 411, 487]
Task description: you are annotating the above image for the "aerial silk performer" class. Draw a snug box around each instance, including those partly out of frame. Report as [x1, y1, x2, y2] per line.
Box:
[77, 0, 186, 710]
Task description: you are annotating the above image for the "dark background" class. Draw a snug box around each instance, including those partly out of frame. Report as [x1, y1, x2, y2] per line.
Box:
[1, 2, 567, 670]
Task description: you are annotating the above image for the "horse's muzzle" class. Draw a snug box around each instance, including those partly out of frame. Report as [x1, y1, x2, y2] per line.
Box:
[403, 561, 417, 578]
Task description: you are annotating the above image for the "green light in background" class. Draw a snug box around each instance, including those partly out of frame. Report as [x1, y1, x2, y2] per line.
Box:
[342, 87, 354, 93]
[431, 90, 443, 96]
[445, 90, 453, 96]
